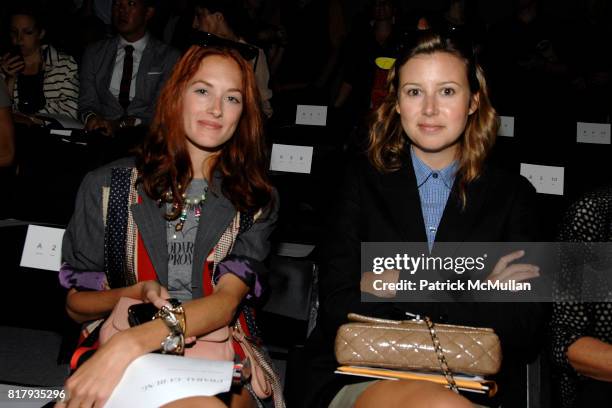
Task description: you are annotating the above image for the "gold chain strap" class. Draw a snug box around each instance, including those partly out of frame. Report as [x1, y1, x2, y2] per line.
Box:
[423, 316, 459, 393]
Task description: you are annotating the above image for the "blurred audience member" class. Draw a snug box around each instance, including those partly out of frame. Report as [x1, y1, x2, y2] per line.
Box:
[552, 186, 612, 408]
[273, 0, 346, 100]
[334, 0, 399, 118]
[0, 6, 79, 122]
[484, 0, 570, 116]
[79, 0, 180, 136]
[0, 81, 14, 167]
[563, 0, 612, 122]
[79, 0, 113, 27]
[160, 0, 194, 52]
[0, 81, 15, 218]
[241, 0, 287, 77]
[193, 0, 274, 117]
[441, 0, 486, 53]
[72, 0, 109, 61]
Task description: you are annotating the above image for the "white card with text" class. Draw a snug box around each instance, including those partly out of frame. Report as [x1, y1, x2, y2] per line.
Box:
[498, 116, 515, 137]
[576, 122, 611, 145]
[105, 354, 233, 408]
[270, 144, 313, 174]
[520, 163, 564, 196]
[20, 225, 65, 271]
[295, 105, 327, 126]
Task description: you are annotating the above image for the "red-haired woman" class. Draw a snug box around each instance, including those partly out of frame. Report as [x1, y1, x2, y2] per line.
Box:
[57, 46, 278, 408]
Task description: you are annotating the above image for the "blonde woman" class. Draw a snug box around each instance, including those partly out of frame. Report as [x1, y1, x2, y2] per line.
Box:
[304, 29, 545, 408]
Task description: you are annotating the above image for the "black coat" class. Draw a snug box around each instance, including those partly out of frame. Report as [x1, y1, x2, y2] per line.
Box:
[303, 152, 549, 408]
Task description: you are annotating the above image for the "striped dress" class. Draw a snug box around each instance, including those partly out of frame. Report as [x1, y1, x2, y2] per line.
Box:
[12, 44, 79, 120]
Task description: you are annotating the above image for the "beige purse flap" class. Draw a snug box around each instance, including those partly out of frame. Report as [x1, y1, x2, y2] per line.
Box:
[335, 313, 502, 376]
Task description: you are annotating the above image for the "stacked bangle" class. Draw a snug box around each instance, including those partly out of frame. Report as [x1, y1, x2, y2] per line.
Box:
[154, 300, 187, 355]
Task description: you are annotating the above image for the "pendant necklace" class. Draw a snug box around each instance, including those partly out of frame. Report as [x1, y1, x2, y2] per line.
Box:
[166, 185, 208, 239]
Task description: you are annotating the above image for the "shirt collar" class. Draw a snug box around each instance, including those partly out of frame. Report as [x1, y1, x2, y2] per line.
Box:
[118, 32, 149, 54]
[410, 146, 458, 189]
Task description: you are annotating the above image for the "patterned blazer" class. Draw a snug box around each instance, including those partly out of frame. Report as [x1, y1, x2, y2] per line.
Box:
[62, 157, 277, 300]
[61, 158, 283, 404]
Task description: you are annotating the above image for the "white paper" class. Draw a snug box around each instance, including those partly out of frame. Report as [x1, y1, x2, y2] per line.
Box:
[36, 113, 84, 129]
[498, 116, 515, 137]
[295, 105, 327, 126]
[576, 122, 611, 145]
[50, 129, 73, 136]
[520, 163, 564, 196]
[105, 354, 233, 408]
[20, 225, 65, 271]
[269, 144, 313, 174]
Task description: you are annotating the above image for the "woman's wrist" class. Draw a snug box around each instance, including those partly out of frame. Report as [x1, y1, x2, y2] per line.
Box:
[122, 281, 151, 300]
[124, 317, 174, 355]
[113, 319, 169, 356]
[119, 283, 140, 299]
[110, 329, 148, 358]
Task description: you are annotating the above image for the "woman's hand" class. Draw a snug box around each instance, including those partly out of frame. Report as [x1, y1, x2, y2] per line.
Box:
[56, 331, 142, 408]
[135, 282, 199, 343]
[486, 250, 540, 283]
[84, 115, 115, 137]
[0, 53, 24, 78]
[361, 269, 399, 298]
[138, 280, 170, 308]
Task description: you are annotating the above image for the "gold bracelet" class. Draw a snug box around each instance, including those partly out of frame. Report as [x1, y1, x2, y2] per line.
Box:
[155, 303, 186, 336]
[173, 304, 186, 335]
[160, 332, 185, 355]
[155, 302, 186, 356]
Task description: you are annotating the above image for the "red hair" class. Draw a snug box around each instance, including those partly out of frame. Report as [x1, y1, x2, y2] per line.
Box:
[137, 45, 273, 216]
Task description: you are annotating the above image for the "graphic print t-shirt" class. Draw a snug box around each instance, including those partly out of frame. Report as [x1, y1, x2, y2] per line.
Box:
[166, 179, 207, 301]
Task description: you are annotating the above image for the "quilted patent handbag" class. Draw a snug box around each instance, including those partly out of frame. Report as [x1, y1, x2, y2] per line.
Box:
[335, 313, 502, 384]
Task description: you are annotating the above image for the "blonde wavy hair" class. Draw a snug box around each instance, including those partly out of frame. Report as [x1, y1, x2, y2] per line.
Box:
[368, 31, 499, 207]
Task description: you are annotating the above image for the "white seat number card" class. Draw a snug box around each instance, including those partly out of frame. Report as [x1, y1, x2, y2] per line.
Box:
[20, 225, 65, 271]
[270, 143, 313, 174]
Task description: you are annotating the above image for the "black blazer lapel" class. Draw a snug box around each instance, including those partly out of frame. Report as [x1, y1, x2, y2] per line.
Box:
[378, 159, 428, 243]
[131, 187, 169, 285]
[191, 176, 237, 298]
[435, 172, 489, 244]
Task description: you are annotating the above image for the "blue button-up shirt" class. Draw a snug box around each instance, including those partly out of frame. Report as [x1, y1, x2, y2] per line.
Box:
[410, 147, 458, 250]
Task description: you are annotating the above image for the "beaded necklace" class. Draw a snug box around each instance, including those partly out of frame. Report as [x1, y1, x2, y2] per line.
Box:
[163, 184, 208, 239]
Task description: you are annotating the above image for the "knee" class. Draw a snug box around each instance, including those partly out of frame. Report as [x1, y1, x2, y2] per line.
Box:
[355, 380, 473, 408]
[162, 396, 227, 408]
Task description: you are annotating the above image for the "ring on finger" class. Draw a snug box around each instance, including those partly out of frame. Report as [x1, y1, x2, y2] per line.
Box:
[57, 389, 70, 403]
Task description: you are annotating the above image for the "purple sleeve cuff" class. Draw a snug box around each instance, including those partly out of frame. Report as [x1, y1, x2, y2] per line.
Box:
[59, 262, 107, 291]
[215, 256, 266, 301]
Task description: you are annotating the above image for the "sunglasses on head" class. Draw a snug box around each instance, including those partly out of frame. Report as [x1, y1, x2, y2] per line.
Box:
[191, 31, 260, 68]
[375, 25, 476, 70]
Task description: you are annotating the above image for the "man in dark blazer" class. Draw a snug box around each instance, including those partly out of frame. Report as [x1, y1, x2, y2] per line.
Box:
[78, 0, 180, 136]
